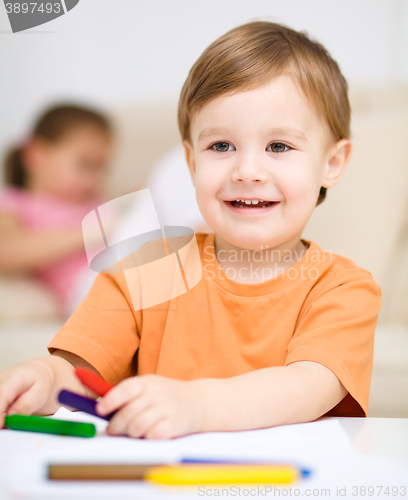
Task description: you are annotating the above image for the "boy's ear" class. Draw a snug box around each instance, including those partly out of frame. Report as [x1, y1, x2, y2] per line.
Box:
[183, 140, 196, 187]
[321, 138, 352, 189]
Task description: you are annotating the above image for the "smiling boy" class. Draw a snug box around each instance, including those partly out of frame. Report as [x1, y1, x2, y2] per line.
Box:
[0, 21, 381, 439]
[186, 74, 340, 281]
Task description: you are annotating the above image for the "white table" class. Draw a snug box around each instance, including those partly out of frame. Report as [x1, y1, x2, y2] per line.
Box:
[1, 414, 407, 500]
[337, 417, 408, 464]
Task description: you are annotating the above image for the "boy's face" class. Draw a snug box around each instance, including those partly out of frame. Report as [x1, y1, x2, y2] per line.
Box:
[184, 74, 351, 250]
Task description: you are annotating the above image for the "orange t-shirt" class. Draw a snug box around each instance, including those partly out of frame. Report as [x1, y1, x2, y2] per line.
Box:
[48, 233, 381, 417]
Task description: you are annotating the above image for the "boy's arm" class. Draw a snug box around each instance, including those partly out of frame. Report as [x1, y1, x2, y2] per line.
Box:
[51, 349, 102, 378]
[0, 350, 99, 427]
[41, 350, 102, 410]
[195, 361, 348, 431]
[96, 361, 347, 439]
[39, 351, 101, 413]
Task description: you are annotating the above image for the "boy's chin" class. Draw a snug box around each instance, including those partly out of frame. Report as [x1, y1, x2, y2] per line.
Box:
[219, 230, 284, 251]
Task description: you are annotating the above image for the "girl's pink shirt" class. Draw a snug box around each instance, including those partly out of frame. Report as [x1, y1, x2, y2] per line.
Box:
[0, 186, 100, 311]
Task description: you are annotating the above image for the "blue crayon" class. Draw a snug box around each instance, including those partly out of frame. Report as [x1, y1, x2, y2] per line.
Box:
[58, 390, 116, 421]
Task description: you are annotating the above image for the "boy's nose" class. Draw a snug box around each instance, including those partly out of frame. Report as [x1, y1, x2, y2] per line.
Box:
[230, 157, 269, 184]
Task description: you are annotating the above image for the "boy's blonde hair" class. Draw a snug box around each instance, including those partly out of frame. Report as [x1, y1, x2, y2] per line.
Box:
[177, 21, 351, 205]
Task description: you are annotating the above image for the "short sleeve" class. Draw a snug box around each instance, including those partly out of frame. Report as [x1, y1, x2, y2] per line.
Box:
[284, 275, 381, 417]
[48, 270, 140, 385]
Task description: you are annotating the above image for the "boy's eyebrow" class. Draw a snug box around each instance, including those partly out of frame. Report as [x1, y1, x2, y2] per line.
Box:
[197, 126, 307, 143]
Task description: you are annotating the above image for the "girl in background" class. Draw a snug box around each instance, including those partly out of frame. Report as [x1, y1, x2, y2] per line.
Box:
[0, 104, 113, 316]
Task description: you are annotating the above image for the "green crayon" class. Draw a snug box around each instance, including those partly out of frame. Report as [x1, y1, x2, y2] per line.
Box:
[4, 414, 96, 438]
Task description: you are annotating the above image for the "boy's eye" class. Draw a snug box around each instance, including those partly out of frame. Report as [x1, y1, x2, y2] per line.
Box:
[210, 142, 234, 152]
[210, 142, 291, 153]
[267, 142, 291, 153]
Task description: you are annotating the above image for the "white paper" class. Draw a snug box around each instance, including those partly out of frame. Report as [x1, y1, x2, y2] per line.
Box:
[1, 409, 407, 500]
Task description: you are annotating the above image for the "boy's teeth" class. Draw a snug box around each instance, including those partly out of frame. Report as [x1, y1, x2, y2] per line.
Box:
[231, 199, 272, 207]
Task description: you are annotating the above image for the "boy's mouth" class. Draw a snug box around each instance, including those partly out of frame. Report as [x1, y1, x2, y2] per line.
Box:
[229, 199, 276, 208]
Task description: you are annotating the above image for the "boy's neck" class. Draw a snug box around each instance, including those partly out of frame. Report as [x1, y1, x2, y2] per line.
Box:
[213, 234, 308, 284]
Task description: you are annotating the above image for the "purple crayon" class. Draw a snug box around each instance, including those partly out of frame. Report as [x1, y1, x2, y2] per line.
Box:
[58, 389, 116, 421]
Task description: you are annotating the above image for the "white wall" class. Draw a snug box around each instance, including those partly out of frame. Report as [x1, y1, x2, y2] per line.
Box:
[0, 0, 407, 183]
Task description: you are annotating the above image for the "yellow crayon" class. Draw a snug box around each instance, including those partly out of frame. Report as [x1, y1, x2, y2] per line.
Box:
[145, 464, 300, 485]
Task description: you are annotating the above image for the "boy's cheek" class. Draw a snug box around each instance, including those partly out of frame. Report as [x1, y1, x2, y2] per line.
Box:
[281, 174, 318, 203]
[195, 180, 220, 210]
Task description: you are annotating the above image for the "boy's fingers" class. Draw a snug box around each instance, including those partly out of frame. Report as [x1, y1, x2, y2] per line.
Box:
[125, 407, 165, 439]
[97, 378, 144, 415]
[0, 388, 13, 425]
[0, 374, 33, 425]
[144, 417, 173, 440]
[7, 383, 43, 416]
[107, 397, 152, 436]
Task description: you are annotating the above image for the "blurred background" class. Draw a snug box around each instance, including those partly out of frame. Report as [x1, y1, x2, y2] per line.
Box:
[0, 0, 407, 416]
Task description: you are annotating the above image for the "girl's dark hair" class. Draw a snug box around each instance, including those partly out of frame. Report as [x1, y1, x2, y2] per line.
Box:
[4, 104, 111, 188]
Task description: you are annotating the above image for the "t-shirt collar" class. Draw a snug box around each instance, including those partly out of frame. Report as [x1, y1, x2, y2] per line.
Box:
[201, 233, 323, 297]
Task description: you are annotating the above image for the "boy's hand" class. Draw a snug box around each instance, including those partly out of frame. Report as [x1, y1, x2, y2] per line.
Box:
[0, 359, 55, 428]
[96, 375, 203, 439]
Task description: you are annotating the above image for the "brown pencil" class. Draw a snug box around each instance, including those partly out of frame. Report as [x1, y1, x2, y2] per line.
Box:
[48, 464, 166, 480]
